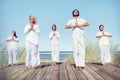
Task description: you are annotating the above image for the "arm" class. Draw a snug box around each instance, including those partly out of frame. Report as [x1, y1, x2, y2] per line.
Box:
[65, 22, 89, 29]
[55, 32, 60, 40]
[65, 25, 75, 29]
[79, 22, 89, 27]
[96, 32, 112, 38]
[49, 32, 54, 40]
[32, 27, 39, 33]
[103, 34, 112, 37]
[13, 38, 19, 42]
[6, 38, 12, 42]
[96, 35, 102, 38]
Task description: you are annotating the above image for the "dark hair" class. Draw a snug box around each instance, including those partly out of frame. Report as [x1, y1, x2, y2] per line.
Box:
[99, 25, 104, 29]
[13, 31, 17, 38]
[72, 9, 79, 17]
[52, 24, 57, 31]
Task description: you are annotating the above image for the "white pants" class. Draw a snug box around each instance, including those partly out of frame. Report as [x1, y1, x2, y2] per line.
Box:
[25, 41, 40, 67]
[8, 48, 17, 64]
[99, 45, 111, 64]
[51, 44, 59, 62]
[73, 33, 85, 67]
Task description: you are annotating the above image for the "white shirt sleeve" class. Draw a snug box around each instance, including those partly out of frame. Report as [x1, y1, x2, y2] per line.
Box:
[14, 37, 19, 42]
[96, 32, 102, 37]
[48, 31, 60, 40]
[24, 24, 40, 34]
[6, 36, 12, 41]
[79, 18, 87, 23]
[66, 19, 72, 25]
[34, 25, 40, 34]
[104, 32, 112, 36]
[56, 31, 60, 39]
[23, 25, 29, 34]
[48, 32, 53, 40]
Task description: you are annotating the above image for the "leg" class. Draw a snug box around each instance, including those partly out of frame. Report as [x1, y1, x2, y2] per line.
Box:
[12, 49, 17, 65]
[8, 48, 12, 65]
[73, 36, 79, 67]
[99, 45, 105, 65]
[25, 42, 31, 67]
[31, 45, 39, 67]
[51, 44, 56, 65]
[104, 45, 111, 63]
[78, 35, 85, 67]
[54, 44, 59, 62]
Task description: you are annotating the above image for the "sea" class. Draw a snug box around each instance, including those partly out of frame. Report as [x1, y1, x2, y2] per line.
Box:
[40, 51, 73, 62]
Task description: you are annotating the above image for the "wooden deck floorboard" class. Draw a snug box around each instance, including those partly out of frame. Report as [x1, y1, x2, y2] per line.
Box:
[0, 62, 120, 80]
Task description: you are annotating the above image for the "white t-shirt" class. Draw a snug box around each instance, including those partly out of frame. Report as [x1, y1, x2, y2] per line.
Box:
[48, 31, 60, 44]
[66, 18, 87, 35]
[24, 24, 39, 45]
[96, 31, 112, 46]
[7, 36, 19, 49]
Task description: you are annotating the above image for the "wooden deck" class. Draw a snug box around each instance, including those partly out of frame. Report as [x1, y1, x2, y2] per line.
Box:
[0, 62, 120, 80]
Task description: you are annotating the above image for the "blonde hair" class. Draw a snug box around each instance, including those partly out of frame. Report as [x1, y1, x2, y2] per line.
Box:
[29, 15, 36, 24]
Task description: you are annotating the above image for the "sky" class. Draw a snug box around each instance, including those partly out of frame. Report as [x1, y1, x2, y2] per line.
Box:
[0, 0, 120, 51]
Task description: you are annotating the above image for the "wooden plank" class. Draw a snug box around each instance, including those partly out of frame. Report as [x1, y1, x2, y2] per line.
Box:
[82, 68, 96, 80]
[23, 69, 40, 80]
[50, 63, 60, 80]
[71, 63, 87, 80]
[107, 64, 120, 74]
[0, 66, 13, 80]
[85, 64, 104, 80]
[32, 64, 49, 80]
[11, 68, 27, 80]
[6, 65, 24, 80]
[59, 62, 69, 80]
[0, 62, 120, 80]
[14, 68, 33, 80]
[93, 63, 120, 80]
[66, 62, 77, 80]
[40, 63, 53, 80]
[87, 63, 114, 80]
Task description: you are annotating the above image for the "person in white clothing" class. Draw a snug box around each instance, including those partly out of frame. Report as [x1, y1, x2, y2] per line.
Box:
[65, 9, 89, 70]
[96, 25, 112, 65]
[6, 31, 19, 66]
[49, 24, 60, 66]
[24, 15, 40, 69]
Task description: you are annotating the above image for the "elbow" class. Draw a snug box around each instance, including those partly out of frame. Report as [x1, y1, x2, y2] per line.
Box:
[6, 40, 8, 42]
[96, 36, 98, 38]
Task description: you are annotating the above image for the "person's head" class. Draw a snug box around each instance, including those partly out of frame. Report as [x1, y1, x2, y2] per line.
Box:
[29, 15, 36, 24]
[52, 24, 57, 31]
[99, 25, 104, 31]
[72, 9, 79, 17]
[12, 31, 17, 38]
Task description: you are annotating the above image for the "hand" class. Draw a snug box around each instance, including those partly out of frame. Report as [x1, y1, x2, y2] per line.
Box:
[75, 21, 79, 26]
[28, 24, 34, 32]
[102, 32, 105, 36]
[11, 36, 14, 40]
[53, 33, 55, 36]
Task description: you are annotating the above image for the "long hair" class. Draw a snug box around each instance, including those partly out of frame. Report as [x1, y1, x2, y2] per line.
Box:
[72, 9, 79, 17]
[29, 15, 36, 24]
[13, 31, 17, 38]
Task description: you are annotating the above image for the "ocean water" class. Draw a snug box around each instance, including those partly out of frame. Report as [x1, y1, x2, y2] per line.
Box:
[40, 51, 73, 61]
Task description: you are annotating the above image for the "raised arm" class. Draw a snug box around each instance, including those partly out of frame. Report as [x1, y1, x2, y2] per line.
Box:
[96, 32, 112, 38]
[13, 38, 19, 42]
